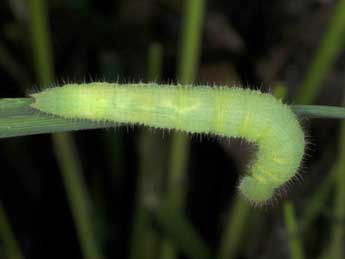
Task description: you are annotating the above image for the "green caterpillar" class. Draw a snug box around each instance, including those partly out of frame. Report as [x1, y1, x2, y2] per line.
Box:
[30, 82, 305, 204]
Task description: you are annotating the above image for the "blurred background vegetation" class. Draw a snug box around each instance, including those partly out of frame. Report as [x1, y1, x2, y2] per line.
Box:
[0, 0, 345, 258]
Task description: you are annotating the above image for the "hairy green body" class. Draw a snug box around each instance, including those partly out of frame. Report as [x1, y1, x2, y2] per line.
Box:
[30, 82, 305, 204]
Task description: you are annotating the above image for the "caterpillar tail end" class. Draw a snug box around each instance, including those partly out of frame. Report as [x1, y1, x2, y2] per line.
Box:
[239, 176, 274, 204]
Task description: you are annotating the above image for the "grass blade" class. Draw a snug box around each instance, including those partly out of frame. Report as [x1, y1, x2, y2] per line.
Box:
[28, 0, 104, 258]
[0, 205, 23, 259]
[0, 98, 114, 139]
[217, 196, 251, 259]
[162, 0, 205, 258]
[155, 205, 213, 259]
[326, 96, 345, 259]
[295, 0, 345, 104]
[284, 201, 305, 259]
[129, 43, 164, 259]
[291, 105, 345, 119]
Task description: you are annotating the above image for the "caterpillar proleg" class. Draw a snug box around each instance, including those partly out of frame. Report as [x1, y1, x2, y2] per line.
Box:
[30, 82, 305, 204]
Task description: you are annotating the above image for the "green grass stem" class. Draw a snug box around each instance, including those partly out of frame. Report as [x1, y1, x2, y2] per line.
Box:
[327, 95, 345, 259]
[29, 0, 54, 86]
[176, 0, 205, 83]
[301, 161, 337, 231]
[284, 201, 305, 259]
[52, 133, 103, 259]
[163, 0, 205, 258]
[293, 2, 345, 253]
[129, 131, 166, 259]
[129, 43, 164, 259]
[291, 105, 345, 119]
[0, 205, 23, 259]
[169, 0, 206, 202]
[28, 1, 103, 258]
[155, 205, 213, 259]
[295, 0, 345, 104]
[217, 196, 251, 259]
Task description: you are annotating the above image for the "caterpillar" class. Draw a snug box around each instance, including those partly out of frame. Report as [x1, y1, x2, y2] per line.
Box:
[30, 82, 305, 204]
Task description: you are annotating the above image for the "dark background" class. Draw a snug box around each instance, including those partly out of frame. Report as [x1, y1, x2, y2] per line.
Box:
[0, 0, 344, 258]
